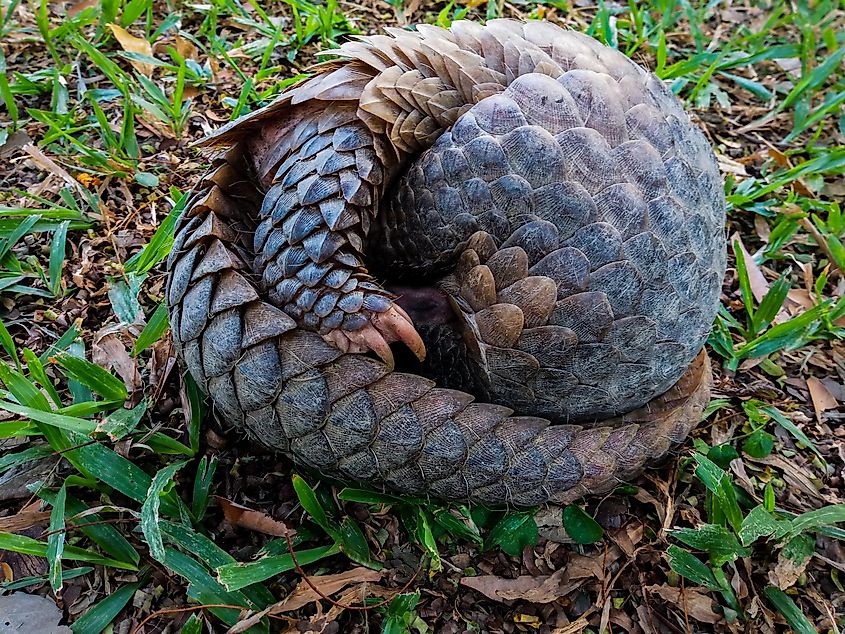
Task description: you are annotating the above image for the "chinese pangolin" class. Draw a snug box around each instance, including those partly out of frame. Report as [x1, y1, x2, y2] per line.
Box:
[166, 19, 726, 505]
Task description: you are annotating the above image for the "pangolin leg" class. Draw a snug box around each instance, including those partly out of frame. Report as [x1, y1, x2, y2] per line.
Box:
[245, 104, 425, 366]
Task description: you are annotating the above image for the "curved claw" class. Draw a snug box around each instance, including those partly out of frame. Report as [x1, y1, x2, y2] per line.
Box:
[321, 304, 426, 370]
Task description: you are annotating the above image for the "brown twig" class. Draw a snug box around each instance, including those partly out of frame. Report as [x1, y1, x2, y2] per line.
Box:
[131, 603, 257, 634]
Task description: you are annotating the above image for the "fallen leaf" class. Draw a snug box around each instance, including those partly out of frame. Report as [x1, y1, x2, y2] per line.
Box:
[272, 568, 384, 613]
[228, 569, 385, 633]
[806, 377, 838, 424]
[821, 378, 845, 402]
[769, 549, 810, 590]
[107, 24, 154, 76]
[715, 150, 748, 176]
[786, 289, 816, 313]
[774, 57, 801, 73]
[0, 129, 32, 158]
[610, 522, 643, 557]
[766, 147, 792, 170]
[175, 34, 198, 60]
[461, 568, 581, 603]
[550, 616, 592, 634]
[68, 0, 98, 16]
[216, 496, 290, 537]
[645, 584, 722, 624]
[750, 454, 823, 502]
[323, 583, 399, 623]
[92, 331, 142, 394]
[22, 144, 78, 187]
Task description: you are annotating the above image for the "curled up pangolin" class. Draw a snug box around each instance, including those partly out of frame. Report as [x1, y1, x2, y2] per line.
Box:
[166, 19, 727, 506]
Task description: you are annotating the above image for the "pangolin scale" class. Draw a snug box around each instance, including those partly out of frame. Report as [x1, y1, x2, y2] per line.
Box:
[166, 19, 726, 505]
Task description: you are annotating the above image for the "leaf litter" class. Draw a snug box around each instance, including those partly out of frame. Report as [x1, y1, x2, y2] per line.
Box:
[0, 0, 843, 631]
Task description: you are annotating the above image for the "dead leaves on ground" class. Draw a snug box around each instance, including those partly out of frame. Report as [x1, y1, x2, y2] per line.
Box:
[227, 566, 388, 633]
[216, 496, 291, 537]
[107, 24, 154, 76]
[460, 541, 731, 629]
[645, 584, 723, 624]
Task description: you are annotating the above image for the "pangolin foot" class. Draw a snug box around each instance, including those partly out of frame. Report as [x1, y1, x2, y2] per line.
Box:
[321, 303, 426, 370]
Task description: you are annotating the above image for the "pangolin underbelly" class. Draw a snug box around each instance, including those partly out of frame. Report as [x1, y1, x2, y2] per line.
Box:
[166, 19, 726, 505]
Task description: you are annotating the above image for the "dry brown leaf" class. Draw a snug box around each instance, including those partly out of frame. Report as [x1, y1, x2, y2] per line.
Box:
[806, 377, 838, 424]
[551, 615, 592, 634]
[821, 378, 845, 401]
[324, 583, 398, 623]
[766, 147, 792, 170]
[715, 151, 748, 176]
[754, 215, 771, 242]
[229, 570, 386, 633]
[774, 57, 801, 73]
[0, 129, 31, 158]
[598, 595, 612, 634]
[610, 522, 643, 557]
[786, 289, 816, 313]
[175, 34, 198, 60]
[216, 496, 290, 537]
[22, 143, 77, 187]
[769, 549, 810, 590]
[107, 24, 154, 76]
[751, 455, 824, 502]
[92, 331, 142, 394]
[274, 568, 385, 613]
[68, 0, 98, 15]
[645, 584, 722, 624]
[461, 568, 582, 603]
[608, 609, 638, 632]
[567, 552, 610, 579]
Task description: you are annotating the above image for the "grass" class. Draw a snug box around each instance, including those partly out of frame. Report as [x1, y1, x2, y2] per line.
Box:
[0, 0, 843, 631]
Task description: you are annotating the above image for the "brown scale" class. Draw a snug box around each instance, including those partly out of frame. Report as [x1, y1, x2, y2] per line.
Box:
[166, 19, 725, 506]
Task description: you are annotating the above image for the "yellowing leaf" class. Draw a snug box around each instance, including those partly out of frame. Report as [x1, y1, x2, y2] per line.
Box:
[107, 24, 154, 76]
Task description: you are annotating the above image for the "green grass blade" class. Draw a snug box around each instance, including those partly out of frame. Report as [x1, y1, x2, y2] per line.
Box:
[46, 484, 67, 591]
[0, 399, 98, 434]
[133, 301, 169, 355]
[52, 352, 128, 402]
[141, 460, 188, 563]
[70, 577, 145, 634]
[215, 543, 341, 591]
[762, 587, 816, 634]
[39, 489, 140, 566]
[0, 531, 137, 570]
[23, 348, 62, 407]
[48, 220, 70, 297]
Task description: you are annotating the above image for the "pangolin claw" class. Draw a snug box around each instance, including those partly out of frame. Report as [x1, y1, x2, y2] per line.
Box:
[321, 303, 426, 370]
